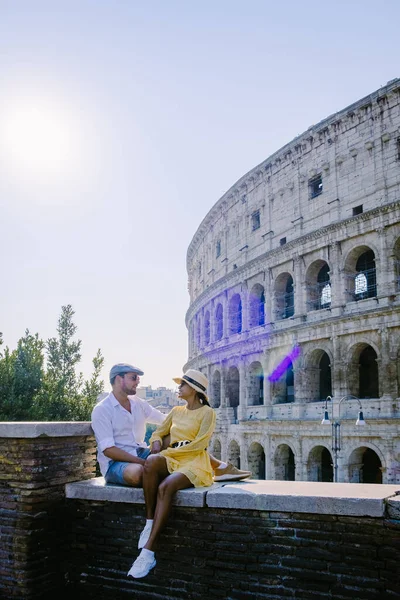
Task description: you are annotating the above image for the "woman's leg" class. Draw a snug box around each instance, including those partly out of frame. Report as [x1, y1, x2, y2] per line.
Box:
[144, 472, 193, 551]
[142, 454, 169, 519]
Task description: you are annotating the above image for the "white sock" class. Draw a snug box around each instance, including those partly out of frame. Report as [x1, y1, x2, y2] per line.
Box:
[141, 548, 154, 558]
[145, 519, 153, 527]
[218, 462, 228, 469]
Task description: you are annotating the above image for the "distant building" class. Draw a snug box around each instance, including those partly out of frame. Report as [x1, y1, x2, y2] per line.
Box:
[137, 385, 181, 414]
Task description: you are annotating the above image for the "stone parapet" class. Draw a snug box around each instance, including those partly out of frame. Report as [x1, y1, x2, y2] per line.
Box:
[66, 477, 400, 518]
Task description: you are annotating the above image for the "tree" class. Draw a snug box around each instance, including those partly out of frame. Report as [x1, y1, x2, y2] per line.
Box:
[0, 331, 45, 420]
[0, 306, 104, 421]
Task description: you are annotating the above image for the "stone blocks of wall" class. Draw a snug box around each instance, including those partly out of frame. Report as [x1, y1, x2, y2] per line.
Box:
[0, 423, 96, 599]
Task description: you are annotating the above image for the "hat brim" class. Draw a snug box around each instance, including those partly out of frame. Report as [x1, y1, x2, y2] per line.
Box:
[173, 377, 208, 401]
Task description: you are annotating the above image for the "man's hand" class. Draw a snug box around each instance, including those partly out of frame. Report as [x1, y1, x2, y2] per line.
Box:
[151, 440, 162, 454]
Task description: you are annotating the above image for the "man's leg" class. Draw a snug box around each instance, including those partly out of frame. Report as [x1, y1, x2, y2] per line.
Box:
[123, 464, 144, 486]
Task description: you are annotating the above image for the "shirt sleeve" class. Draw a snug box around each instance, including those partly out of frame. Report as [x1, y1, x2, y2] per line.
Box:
[141, 401, 166, 426]
[149, 409, 174, 444]
[161, 407, 216, 457]
[91, 404, 115, 452]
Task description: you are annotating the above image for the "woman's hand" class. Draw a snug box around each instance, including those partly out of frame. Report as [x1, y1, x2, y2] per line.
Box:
[151, 440, 162, 454]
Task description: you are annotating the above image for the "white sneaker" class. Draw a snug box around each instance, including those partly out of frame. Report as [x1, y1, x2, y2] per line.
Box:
[138, 521, 153, 549]
[127, 549, 156, 579]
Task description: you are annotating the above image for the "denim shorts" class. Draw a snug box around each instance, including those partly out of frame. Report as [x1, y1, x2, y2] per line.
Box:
[105, 447, 151, 485]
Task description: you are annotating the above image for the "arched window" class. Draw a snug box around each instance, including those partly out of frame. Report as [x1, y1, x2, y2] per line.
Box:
[215, 304, 223, 341]
[248, 362, 264, 406]
[204, 311, 210, 345]
[317, 264, 331, 308]
[285, 361, 294, 402]
[212, 370, 221, 408]
[275, 274, 294, 320]
[319, 352, 332, 400]
[354, 250, 376, 300]
[249, 284, 265, 327]
[359, 346, 379, 398]
[229, 294, 242, 334]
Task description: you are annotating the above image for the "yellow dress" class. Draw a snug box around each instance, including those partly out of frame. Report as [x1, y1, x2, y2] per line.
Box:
[149, 404, 216, 487]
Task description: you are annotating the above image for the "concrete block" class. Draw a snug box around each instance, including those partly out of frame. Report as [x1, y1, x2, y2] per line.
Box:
[65, 477, 221, 507]
[205, 480, 400, 517]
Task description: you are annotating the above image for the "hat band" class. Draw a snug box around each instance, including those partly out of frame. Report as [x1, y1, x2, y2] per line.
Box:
[182, 375, 206, 392]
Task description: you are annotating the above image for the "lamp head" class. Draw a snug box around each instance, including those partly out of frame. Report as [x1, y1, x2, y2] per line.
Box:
[321, 410, 331, 425]
[356, 410, 366, 426]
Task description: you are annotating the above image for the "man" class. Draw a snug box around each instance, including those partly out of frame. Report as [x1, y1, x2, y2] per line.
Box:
[91, 363, 251, 486]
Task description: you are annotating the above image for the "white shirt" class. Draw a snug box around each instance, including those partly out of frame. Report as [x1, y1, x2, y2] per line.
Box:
[91, 391, 165, 476]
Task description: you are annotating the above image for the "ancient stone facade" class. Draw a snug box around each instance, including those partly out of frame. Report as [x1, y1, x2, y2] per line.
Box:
[184, 78, 400, 485]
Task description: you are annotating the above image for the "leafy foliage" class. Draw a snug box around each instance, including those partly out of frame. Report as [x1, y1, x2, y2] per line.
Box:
[0, 305, 104, 421]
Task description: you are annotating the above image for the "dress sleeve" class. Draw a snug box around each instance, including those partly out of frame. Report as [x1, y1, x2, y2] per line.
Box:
[164, 407, 216, 457]
[149, 409, 174, 444]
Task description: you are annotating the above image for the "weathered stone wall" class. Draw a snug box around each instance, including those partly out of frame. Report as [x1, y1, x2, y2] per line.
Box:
[0, 423, 96, 599]
[187, 79, 400, 297]
[183, 78, 400, 485]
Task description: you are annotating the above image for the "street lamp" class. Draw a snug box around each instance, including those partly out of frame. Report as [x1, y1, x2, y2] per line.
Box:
[321, 395, 366, 482]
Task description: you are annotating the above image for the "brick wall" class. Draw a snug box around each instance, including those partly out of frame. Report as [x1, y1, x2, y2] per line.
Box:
[65, 500, 400, 600]
[1, 424, 399, 600]
[0, 423, 96, 599]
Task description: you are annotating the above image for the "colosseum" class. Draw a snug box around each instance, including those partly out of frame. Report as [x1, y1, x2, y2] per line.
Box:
[184, 78, 400, 485]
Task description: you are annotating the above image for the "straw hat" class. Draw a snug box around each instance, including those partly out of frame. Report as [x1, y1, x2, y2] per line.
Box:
[173, 369, 209, 400]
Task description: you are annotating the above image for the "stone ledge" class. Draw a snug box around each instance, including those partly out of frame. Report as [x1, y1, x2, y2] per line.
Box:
[65, 477, 400, 517]
[0, 422, 93, 438]
[65, 477, 215, 507]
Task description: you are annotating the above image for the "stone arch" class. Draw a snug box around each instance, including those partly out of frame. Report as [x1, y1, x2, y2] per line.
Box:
[204, 310, 210, 346]
[303, 348, 332, 402]
[227, 439, 241, 469]
[229, 293, 242, 334]
[211, 438, 221, 461]
[274, 444, 296, 481]
[249, 283, 265, 327]
[227, 366, 240, 419]
[348, 446, 383, 484]
[274, 272, 294, 320]
[347, 342, 379, 399]
[307, 445, 333, 482]
[248, 361, 264, 406]
[272, 357, 295, 404]
[248, 442, 266, 480]
[215, 303, 223, 341]
[211, 370, 221, 408]
[305, 259, 331, 311]
[343, 245, 377, 301]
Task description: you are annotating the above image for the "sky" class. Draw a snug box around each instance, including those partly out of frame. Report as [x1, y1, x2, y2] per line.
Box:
[0, 0, 399, 390]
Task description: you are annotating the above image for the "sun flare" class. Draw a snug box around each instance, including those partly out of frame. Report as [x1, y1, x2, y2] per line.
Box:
[1, 100, 76, 177]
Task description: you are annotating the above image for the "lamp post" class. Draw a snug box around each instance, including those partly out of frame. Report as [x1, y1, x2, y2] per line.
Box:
[321, 395, 366, 483]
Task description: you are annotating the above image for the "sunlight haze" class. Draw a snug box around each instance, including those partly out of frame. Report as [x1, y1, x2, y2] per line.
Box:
[0, 0, 399, 389]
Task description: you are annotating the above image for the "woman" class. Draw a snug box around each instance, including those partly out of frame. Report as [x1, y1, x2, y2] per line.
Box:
[127, 369, 216, 579]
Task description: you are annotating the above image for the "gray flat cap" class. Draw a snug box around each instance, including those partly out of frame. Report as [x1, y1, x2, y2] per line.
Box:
[109, 363, 144, 382]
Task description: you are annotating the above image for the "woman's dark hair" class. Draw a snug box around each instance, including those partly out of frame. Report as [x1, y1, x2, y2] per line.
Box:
[196, 391, 211, 407]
